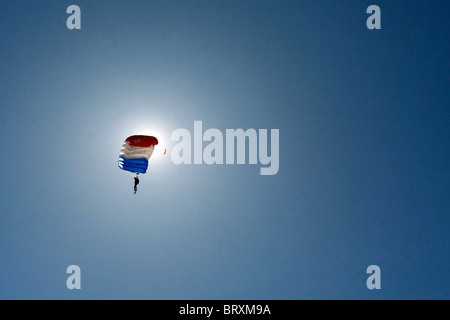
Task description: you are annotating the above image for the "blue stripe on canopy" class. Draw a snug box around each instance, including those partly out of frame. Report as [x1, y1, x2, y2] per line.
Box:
[118, 156, 149, 174]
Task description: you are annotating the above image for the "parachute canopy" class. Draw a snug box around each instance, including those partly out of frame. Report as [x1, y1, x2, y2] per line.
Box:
[118, 135, 159, 174]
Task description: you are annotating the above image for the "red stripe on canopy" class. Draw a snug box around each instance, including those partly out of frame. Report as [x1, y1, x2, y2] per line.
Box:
[126, 135, 159, 147]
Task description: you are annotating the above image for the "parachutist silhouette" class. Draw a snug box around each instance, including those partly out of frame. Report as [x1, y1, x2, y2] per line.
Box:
[134, 176, 139, 194]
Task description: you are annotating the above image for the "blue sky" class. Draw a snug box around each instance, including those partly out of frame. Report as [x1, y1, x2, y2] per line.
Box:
[0, 1, 449, 299]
